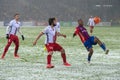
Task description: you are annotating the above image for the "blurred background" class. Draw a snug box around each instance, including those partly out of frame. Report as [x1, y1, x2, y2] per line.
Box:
[0, 0, 120, 26]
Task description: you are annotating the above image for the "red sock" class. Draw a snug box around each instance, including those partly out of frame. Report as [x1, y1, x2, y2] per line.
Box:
[1, 45, 10, 58]
[14, 45, 19, 55]
[1, 52, 6, 58]
[61, 53, 66, 63]
[47, 55, 52, 64]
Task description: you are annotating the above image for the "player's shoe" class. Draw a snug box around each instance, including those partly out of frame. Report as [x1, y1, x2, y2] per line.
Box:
[88, 61, 90, 63]
[63, 62, 71, 66]
[0, 56, 5, 59]
[105, 49, 109, 55]
[46, 64, 54, 68]
[14, 54, 20, 58]
[0, 53, 6, 59]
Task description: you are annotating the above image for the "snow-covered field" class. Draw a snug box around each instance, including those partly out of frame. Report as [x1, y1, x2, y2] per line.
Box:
[0, 26, 120, 80]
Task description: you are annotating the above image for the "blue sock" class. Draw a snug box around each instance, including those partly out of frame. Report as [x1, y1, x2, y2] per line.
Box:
[88, 55, 91, 62]
[100, 43, 106, 51]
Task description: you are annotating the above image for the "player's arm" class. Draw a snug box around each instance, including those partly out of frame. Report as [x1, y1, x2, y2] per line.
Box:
[33, 32, 44, 46]
[18, 27, 25, 40]
[6, 21, 13, 39]
[57, 23, 60, 33]
[6, 26, 10, 39]
[73, 32, 76, 38]
[18, 22, 25, 40]
[73, 28, 78, 38]
[56, 32, 66, 38]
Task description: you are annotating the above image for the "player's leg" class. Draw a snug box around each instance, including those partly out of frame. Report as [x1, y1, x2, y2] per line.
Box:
[1, 37, 13, 59]
[94, 37, 109, 54]
[45, 44, 54, 68]
[84, 39, 94, 63]
[60, 49, 71, 66]
[88, 48, 93, 63]
[90, 26, 94, 35]
[13, 36, 19, 58]
[46, 51, 54, 68]
[60, 49, 66, 63]
[54, 43, 71, 66]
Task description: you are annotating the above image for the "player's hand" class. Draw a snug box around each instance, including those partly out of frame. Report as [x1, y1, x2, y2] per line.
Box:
[6, 34, 9, 39]
[63, 35, 66, 38]
[73, 33, 76, 38]
[21, 35, 25, 40]
[33, 41, 37, 46]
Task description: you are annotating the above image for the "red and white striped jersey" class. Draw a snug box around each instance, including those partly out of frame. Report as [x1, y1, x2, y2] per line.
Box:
[43, 26, 57, 44]
[6, 19, 21, 35]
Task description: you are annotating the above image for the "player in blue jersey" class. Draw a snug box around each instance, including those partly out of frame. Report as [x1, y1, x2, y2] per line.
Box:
[73, 19, 109, 63]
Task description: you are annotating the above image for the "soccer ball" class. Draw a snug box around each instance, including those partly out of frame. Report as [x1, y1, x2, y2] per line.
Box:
[94, 16, 101, 24]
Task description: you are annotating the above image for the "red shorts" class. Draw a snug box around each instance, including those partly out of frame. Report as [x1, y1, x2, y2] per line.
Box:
[45, 43, 63, 52]
[90, 26, 94, 29]
[9, 34, 19, 41]
[8, 34, 19, 45]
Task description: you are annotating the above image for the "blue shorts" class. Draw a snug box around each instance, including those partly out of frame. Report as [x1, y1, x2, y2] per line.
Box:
[84, 36, 97, 51]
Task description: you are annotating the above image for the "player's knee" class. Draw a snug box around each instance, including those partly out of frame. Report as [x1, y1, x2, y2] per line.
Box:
[94, 37, 99, 42]
[90, 50, 93, 54]
[61, 49, 65, 53]
[89, 49, 93, 54]
[48, 51, 53, 55]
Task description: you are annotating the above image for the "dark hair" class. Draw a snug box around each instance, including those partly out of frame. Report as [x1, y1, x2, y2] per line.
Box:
[48, 18, 55, 25]
[14, 13, 19, 17]
[78, 19, 82, 22]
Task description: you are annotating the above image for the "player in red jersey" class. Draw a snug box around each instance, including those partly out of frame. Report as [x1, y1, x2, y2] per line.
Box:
[73, 19, 109, 63]
[33, 18, 71, 68]
[1, 13, 25, 59]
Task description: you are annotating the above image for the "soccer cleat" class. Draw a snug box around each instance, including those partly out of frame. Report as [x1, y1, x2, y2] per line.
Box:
[88, 61, 90, 63]
[1, 56, 5, 59]
[1, 53, 6, 59]
[46, 64, 54, 68]
[14, 54, 20, 58]
[105, 49, 109, 55]
[63, 62, 71, 66]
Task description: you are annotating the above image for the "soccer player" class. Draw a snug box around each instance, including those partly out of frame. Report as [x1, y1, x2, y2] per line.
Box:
[87, 16, 95, 35]
[73, 19, 109, 63]
[1, 13, 25, 59]
[33, 18, 71, 68]
[44, 17, 60, 51]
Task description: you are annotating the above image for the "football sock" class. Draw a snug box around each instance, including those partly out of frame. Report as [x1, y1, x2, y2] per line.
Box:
[2, 47, 9, 58]
[88, 55, 91, 62]
[47, 55, 52, 64]
[14, 45, 19, 55]
[61, 53, 66, 63]
[100, 43, 106, 51]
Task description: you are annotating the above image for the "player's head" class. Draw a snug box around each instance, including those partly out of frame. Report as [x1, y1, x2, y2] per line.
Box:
[90, 16, 93, 18]
[54, 17, 58, 22]
[14, 13, 20, 20]
[78, 19, 84, 26]
[48, 18, 57, 26]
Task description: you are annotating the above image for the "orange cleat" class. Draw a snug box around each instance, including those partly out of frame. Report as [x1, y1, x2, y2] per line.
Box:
[1, 56, 5, 59]
[63, 62, 71, 66]
[14, 54, 20, 58]
[46, 64, 54, 68]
